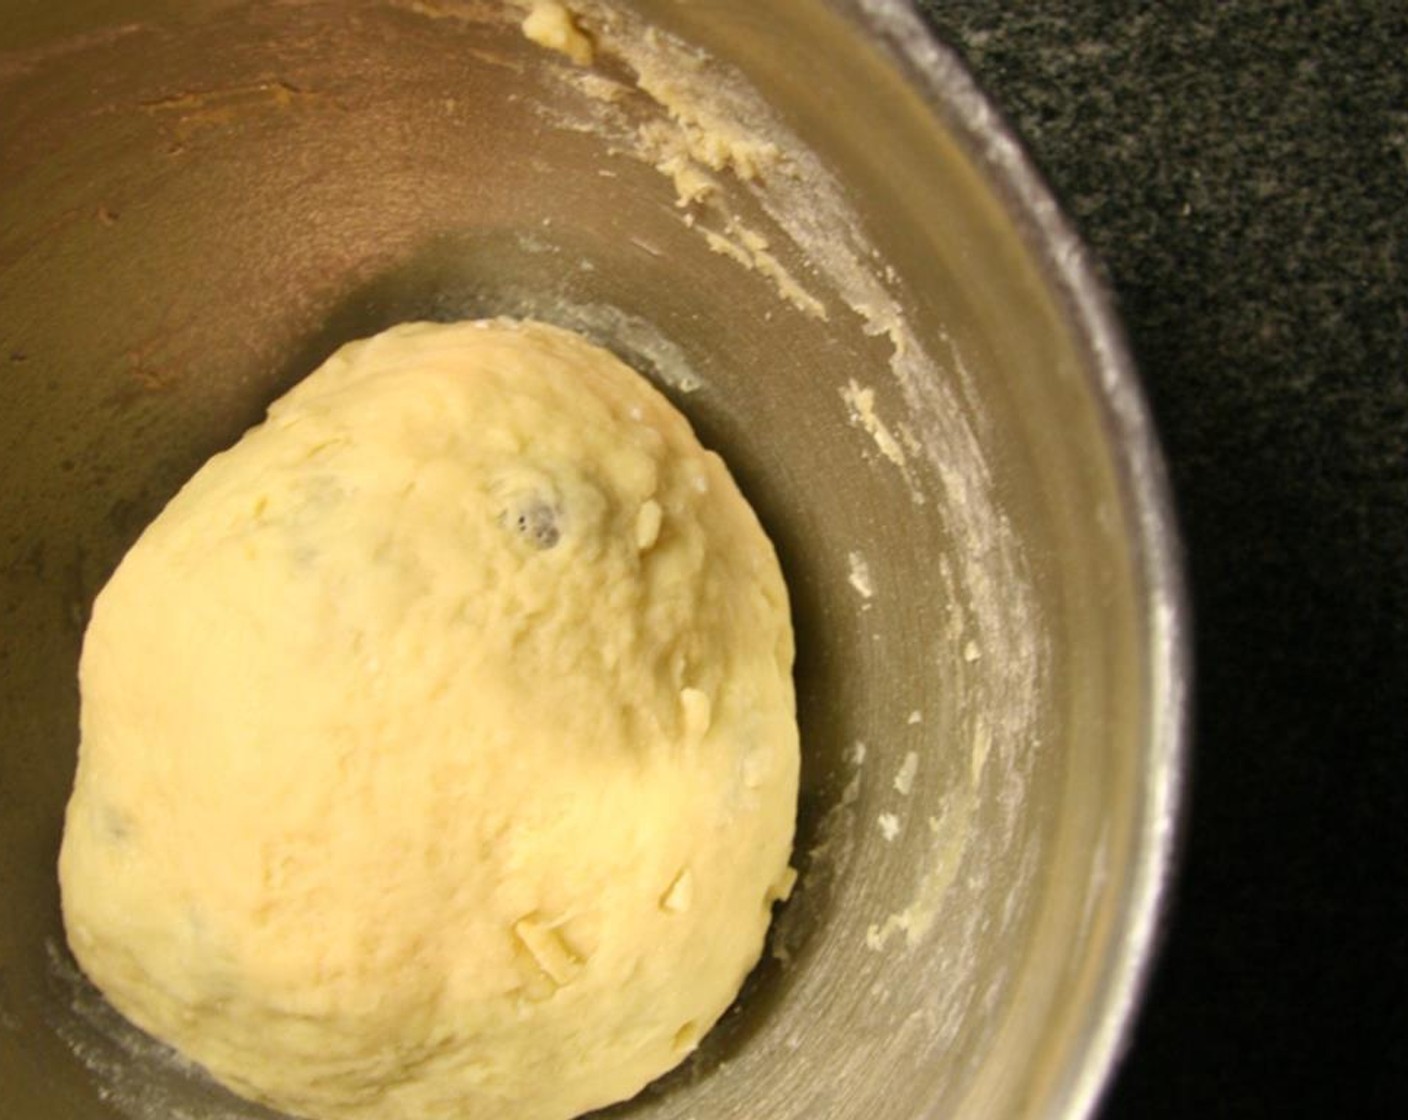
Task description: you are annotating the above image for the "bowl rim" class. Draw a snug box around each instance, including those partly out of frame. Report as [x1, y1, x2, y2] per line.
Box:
[838, 2, 1193, 1116]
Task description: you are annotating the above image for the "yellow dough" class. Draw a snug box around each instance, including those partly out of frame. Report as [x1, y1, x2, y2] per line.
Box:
[58, 319, 798, 1120]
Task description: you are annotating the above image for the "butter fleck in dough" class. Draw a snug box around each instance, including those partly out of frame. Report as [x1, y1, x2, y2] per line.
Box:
[58, 319, 799, 1120]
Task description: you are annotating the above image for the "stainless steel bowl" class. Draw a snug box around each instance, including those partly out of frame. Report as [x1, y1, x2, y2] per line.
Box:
[0, 2, 1188, 1118]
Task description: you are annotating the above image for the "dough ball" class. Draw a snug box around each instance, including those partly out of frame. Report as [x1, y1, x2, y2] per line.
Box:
[58, 320, 799, 1120]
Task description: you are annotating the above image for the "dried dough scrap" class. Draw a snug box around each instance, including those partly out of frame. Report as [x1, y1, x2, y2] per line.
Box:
[59, 319, 799, 1120]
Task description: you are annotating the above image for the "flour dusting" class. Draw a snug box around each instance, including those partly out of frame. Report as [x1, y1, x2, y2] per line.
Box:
[846, 551, 874, 600]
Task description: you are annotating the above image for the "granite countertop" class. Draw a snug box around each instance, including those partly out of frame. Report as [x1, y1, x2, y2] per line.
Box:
[914, 2, 1407, 1114]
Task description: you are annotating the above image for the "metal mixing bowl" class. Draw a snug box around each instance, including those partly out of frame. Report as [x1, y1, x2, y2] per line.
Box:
[0, 2, 1188, 1117]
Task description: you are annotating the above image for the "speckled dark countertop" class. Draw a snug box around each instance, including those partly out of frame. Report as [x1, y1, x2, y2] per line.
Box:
[913, 2, 1407, 1115]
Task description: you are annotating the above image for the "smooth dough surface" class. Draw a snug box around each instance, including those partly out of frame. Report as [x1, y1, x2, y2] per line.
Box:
[59, 319, 799, 1120]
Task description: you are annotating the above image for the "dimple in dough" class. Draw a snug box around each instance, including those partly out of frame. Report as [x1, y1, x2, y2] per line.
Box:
[58, 319, 799, 1120]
